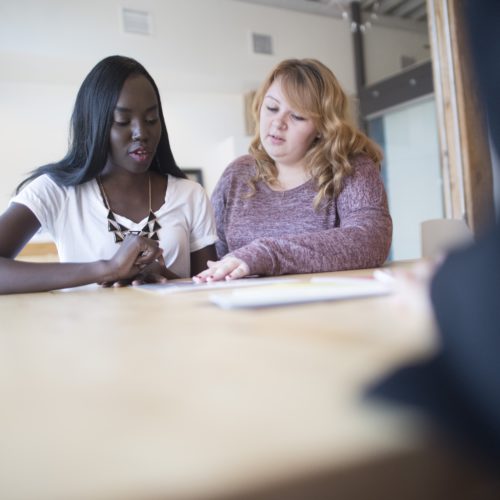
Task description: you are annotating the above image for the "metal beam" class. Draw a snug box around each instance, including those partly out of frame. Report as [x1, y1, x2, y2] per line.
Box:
[392, 0, 426, 18]
[377, 0, 405, 15]
[360, 0, 380, 9]
[351, 1, 366, 94]
[408, 4, 427, 20]
[363, 12, 428, 32]
[359, 60, 433, 117]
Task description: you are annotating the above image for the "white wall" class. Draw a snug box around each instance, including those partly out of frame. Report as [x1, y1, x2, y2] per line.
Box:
[0, 0, 430, 214]
[364, 25, 430, 84]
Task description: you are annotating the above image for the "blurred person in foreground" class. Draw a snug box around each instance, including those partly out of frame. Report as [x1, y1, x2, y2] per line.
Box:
[369, 0, 500, 467]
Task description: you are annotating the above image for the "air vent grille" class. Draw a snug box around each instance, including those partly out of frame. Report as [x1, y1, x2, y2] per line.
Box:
[252, 33, 273, 55]
[122, 8, 152, 35]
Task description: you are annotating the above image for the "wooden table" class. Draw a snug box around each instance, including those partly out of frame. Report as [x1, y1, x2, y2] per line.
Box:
[0, 268, 495, 500]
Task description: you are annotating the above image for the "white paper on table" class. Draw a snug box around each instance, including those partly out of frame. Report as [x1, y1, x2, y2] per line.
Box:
[134, 277, 300, 295]
[209, 277, 392, 309]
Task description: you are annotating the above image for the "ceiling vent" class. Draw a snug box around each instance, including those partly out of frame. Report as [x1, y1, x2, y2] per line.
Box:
[252, 33, 273, 55]
[122, 8, 152, 35]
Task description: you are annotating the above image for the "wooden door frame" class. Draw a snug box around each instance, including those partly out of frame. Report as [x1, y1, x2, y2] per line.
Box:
[427, 0, 494, 236]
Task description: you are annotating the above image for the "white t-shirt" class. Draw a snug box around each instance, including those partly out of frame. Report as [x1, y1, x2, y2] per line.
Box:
[11, 174, 217, 278]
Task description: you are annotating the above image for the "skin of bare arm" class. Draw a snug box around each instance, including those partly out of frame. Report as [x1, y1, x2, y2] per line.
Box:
[190, 244, 217, 277]
[0, 203, 164, 294]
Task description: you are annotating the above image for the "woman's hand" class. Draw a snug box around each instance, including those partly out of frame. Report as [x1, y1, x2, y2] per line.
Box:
[100, 258, 171, 287]
[391, 259, 443, 315]
[380, 260, 442, 336]
[129, 258, 169, 286]
[193, 256, 250, 283]
[99, 234, 165, 287]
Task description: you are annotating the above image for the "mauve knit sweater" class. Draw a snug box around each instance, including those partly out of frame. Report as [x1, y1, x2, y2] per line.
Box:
[211, 154, 392, 276]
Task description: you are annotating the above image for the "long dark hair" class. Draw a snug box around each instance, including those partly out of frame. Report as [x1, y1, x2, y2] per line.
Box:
[17, 55, 186, 192]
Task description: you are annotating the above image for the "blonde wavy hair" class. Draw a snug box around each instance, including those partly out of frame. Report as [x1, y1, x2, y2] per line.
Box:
[248, 58, 383, 209]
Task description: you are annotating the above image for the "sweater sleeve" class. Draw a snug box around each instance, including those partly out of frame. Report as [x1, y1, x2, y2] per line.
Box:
[211, 171, 230, 259]
[230, 158, 392, 276]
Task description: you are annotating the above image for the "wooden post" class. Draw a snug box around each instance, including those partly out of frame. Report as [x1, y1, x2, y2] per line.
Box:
[427, 0, 494, 236]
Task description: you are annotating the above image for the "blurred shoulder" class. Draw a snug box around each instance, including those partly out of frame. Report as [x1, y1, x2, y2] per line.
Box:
[14, 174, 74, 203]
[345, 154, 383, 186]
[21, 174, 63, 193]
[350, 154, 380, 173]
[222, 155, 257, 180]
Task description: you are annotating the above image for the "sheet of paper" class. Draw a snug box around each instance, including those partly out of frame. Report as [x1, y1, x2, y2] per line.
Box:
[209, 277, 392, 309]
[54, 284, 100, 293]
[134, 277, 299, 295]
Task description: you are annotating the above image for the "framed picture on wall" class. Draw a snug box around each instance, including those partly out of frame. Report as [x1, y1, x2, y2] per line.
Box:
[182, 168, 204, 186]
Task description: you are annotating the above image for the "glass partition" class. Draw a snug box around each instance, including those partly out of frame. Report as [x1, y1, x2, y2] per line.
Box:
[368, 96, 444, 260]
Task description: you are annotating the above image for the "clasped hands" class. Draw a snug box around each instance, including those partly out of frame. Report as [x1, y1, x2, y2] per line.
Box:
[193, 256, 250, 283]
[99, 234, 169, 287]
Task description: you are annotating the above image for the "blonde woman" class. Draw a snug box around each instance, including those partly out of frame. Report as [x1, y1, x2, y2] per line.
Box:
[194, 58, 391, 282]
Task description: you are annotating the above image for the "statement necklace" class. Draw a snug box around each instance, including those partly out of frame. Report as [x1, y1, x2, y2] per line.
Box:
[97, 174, 161, 243]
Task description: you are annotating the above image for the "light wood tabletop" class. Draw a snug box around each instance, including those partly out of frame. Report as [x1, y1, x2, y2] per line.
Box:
[0, 267, 496, 500]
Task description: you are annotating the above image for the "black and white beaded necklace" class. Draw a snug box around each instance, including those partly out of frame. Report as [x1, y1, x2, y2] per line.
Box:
[97, 174, 161, 243]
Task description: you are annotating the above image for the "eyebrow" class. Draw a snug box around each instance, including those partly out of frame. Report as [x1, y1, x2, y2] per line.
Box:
[115, 104, 158, 113]
[264, 94, 280, 104]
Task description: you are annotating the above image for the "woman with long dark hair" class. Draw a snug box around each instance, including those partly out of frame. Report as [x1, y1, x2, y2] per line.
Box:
[0, 55, 217, 293]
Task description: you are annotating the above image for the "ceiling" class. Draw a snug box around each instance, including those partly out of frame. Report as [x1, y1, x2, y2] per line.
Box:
[235, 0, 428, 33]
